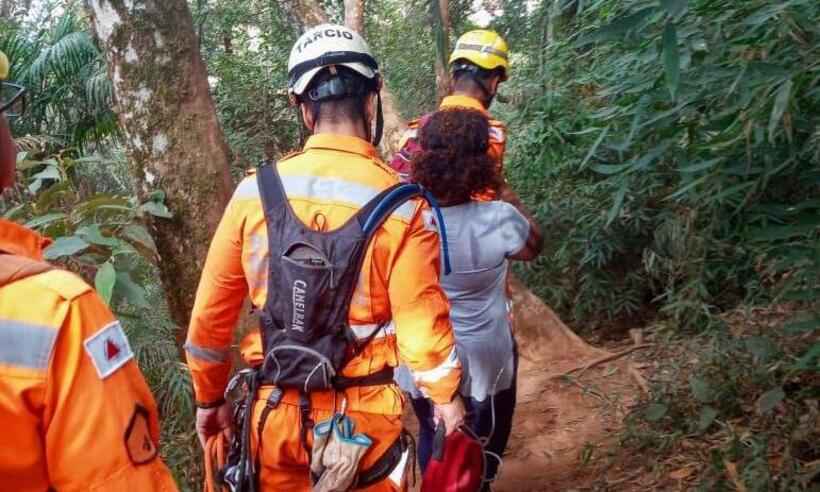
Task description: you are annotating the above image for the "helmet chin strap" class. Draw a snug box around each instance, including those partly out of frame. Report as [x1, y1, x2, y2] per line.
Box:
[372, 91, 384, 147]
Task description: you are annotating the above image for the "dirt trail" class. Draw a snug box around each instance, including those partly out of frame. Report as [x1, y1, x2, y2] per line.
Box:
[412, 278, 645, 490]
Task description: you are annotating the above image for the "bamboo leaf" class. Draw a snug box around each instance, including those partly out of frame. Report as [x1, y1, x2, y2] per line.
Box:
[768, 79, 792, 143]
[663, 21, 680, 101]
[579, 126, 610, 170]
[606, 180, 628, 226]
[661, 0, 688, 17]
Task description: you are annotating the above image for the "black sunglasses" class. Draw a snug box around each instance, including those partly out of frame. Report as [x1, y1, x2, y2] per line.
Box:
[0, 82, 27, 117]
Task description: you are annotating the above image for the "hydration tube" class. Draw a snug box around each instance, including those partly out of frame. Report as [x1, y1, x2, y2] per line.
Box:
[362, 184, 452, 275]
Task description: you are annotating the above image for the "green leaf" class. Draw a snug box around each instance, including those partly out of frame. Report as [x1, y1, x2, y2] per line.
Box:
[756, 387, 785, 414]
[579, 127, 610, 170]
[115, 270, 149, 307]
[44, 236, 90, 259]
[795, 343, 820, 370]
[784, 318, 820, 334]
[25, 212, 67, 229]
[606, 181, 628, 226]
[745, 336, 776, 362]
[591, 163, 631, 175]
[95, 262, 116, 306]
[768, 79, 792, 143]
[663, 21, 680, 101]
[76, 224, 120, 248]
[645, 403, 668, 421]
[586, 7, 657, 43]
[697, 406, 718, 432]
[660, 0, 688, 17]
[678, 158, 723, 174]
[689, 375, 714, 403]
[139, 201, 173, 219]
[122, 224, 158, 255]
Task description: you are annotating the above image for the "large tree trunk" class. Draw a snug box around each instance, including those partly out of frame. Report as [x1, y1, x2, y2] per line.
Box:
[343, 0, 364, 34]
[84, 0, 234, 334]
[433, 0, 451, 102]
[0, 0, 13, 18]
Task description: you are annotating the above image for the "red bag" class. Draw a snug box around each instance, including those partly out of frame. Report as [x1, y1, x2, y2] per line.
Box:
[421, 425, 485, 492]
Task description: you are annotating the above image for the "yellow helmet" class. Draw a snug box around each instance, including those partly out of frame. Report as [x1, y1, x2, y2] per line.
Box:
[0, 50, 9, 80]
[449, 30, 509, 80]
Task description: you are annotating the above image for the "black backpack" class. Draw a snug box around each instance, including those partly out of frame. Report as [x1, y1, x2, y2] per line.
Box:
[254, 162, 450, 393]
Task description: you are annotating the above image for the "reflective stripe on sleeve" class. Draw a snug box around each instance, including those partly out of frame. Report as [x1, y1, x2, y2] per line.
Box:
[232, 176, 416, 221]
[0, 319, 57, 370]
[349, 321, 396, 341]
[184, 342, 231, 363]
[410, 347, 459, 385]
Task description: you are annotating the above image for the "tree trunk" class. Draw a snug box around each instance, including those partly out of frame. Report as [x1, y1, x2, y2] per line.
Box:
[0, 0, 13, 18]
[84, 0, 234, 334]
[343, 0, 364, 34]
[433, 0, 451, 102]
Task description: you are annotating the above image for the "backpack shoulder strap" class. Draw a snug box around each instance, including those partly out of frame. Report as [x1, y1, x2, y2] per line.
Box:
[355, 183, 452, 275]
[0, 254, 53, 288]
[256, 161, 288, 224]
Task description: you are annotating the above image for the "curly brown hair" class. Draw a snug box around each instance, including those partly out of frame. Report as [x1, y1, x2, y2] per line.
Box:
[411, 108, 501, 204]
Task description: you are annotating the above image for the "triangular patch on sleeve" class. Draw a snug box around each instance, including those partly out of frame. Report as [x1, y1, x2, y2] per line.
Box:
[83, 321, 134, 379]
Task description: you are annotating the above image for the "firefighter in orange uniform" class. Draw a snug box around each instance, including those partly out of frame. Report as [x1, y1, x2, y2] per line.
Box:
[186, 25, 464, 491]
[0, 50, 178, 491]
[389, 30, 511, 189]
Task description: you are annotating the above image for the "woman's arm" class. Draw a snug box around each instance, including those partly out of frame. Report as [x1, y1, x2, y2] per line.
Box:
[498, 182, 544, 261]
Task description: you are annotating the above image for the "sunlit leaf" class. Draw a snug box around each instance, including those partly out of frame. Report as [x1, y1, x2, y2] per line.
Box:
[44, 236, 90, 259]
[95, 262, 116, 305]
[25, 212, 67, 229]
[768, 79, 792, 143]
[139, 201, 173, 219]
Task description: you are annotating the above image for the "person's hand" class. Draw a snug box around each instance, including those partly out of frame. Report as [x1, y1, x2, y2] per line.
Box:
[196, 401, 233, 449]
[433, 395, 466, 436]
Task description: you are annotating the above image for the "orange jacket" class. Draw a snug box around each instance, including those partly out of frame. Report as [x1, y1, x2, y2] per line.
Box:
[186, 134, 461, 414]
[0, 219, 177, 492]
[389, 95, 507, 191]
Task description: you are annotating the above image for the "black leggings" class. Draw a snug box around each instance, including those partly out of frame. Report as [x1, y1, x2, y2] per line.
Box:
[410, 352, 518, 485]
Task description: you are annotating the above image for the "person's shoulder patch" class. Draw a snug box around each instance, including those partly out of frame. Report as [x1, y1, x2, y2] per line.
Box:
[422, 209, 440, 233]
[488, 125, 506, 142]
[83, 321, 134, 379]
[124, 405, 158, 465]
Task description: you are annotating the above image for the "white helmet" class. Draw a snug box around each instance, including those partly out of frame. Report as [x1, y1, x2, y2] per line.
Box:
[287, 24, 380, 97]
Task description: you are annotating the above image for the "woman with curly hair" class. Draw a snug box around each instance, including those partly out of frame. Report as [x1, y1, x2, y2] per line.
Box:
[396, 108, 543, 488]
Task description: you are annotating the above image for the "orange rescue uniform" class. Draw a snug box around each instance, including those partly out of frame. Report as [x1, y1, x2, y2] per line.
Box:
[186, 134, 461, 491]
[0, 219, 177, 492]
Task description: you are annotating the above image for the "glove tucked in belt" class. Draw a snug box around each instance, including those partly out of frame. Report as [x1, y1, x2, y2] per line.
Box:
[310, 414, 373, 492]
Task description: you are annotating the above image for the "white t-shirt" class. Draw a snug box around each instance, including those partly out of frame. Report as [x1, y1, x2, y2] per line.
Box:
[396, 200, 530, 401]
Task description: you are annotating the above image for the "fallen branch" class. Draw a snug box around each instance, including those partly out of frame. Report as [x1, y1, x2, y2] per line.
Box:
[554, 344, 653, 379]
[628, 365, 651, 395]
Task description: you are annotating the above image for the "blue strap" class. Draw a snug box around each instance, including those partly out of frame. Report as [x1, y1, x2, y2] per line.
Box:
[362, 184, 452, 275]
[421, 190, 452, 275]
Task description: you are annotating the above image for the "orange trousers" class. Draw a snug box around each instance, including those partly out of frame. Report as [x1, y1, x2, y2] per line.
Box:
[250, 387, 407, 491]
